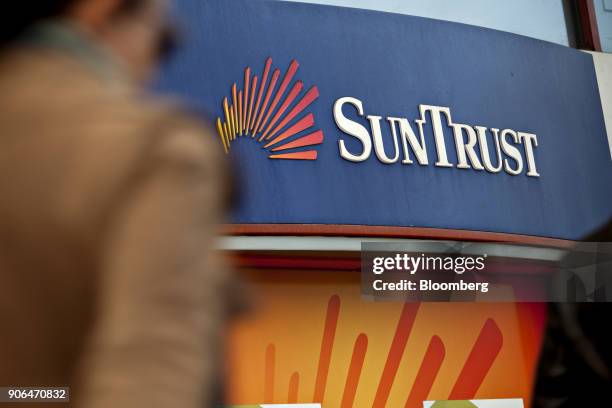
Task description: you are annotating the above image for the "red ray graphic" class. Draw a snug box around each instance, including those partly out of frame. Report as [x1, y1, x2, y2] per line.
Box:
[265, 113, 315, 148]
[230, 104, 237, 139]
[373, 303, 420, 408]
[269, 150, 318, 160]
[265, 343, 275, 403]
[253, 69, 280, 137]
[243, 67, 250, 134]
[238, 90, 243, 135]
[341, 333, 368, 408]
[266, 86, 320, 140]
[313, 295, 340, 402]
[250, 57, 272, 131]
[247, 75, 258, 136]
[261, 80, 304, 140]
[271, 130, 323, 152]
[257, 60, 299, 135]
[448, 318, 503, 400]
[288, 372, 300, 404]
[404, 335, 446, 408]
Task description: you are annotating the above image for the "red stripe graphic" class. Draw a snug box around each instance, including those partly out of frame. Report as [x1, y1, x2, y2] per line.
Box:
[373, 303, 420, 408]
[271, 130, 323, 152]
[266, 86, 320, 140]
[228, 104, 234, 139]
[341, 333, 368, 408]
[265, 343, 275, 403]
[253, 69, 280, 137]
[257, 60, 299, 135]
[238, 90, 243, 135]
[313, 295, 340, 402]
[404, 335, 445, 408]
[250, 57, 272, 131]
[247, 75, 258, 136]
[260, 80, 304, 140]
[449, 318, 503, 400]
[265, 113, 315, 148]
[288, 372, 299, 403]
[243, 67, 250, 134]
[269, 150, 318, 160]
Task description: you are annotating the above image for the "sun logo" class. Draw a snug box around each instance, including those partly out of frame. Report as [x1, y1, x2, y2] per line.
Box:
[215, 57, 324, 160]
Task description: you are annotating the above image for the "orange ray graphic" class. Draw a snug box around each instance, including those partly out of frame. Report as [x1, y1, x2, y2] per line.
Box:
[373, 303, 421, 408]
[261, 80, 304, 139]
[268, 150, 318, 160]
[247, 75, 258, 136]
[265, 343, 275, 403]
[257, 60, 299, 135]
[404, 335, 446, 408]
[288, 372, 300, 404]
[265, 113, 315, 148]
[340, 333, 368, 408]
[243, 67, 250, 134]
[238, 90, 243, 136]
[449, 318, 503, 400]
[271, 130, 323, 152]
[313, 295, 340, 402]
[266, 86, 320, 140]
[229, 106, 236, 140]
[223, 122, 230, 150]
[253, 69, 280, 137]
[216, 117, 228, 153]
[223, 97, 232, 138]
[232, 84, 238, 137]
[251, 57, 272, 131]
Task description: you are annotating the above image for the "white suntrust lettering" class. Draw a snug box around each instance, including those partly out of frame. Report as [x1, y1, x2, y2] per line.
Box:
[333, 97, 541, 177]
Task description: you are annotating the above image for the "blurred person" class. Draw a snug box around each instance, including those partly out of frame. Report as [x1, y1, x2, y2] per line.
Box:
[0, 0, 236, 407]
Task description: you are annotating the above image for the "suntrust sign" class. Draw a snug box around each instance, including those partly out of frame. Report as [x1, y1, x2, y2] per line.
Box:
[157, 0, 612, 240]
[334, 97, 540, 177]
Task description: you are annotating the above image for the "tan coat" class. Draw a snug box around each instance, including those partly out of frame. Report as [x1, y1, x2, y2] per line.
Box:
[0, 43, 233, 407]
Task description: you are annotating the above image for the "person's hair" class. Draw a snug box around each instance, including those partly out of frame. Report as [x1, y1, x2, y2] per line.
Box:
[1, 0, 146, 48]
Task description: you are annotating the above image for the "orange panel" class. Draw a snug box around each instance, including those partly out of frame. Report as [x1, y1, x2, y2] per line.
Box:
[227, 269, 545, 408]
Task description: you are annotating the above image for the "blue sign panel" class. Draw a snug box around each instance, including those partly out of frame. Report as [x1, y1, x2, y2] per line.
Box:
[155, 0, 612, 240]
